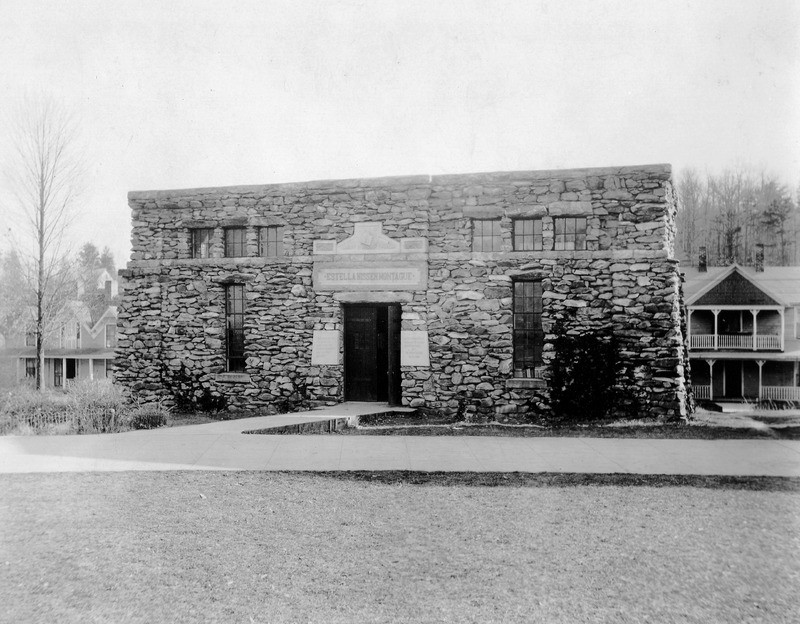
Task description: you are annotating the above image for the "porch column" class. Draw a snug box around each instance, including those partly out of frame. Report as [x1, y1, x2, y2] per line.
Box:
[88, 357, 94, 381]
[712, 309, 720, 350]
[756, 360, 765, 401]
[707, 359, 715, 399]
[62, 357, 67, 387]
[779, 309, 785, 351]
[751, 309, 759, 351]
[687, 309, 693, 347]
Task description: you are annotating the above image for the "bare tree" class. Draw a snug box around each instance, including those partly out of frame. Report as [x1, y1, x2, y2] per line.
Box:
[3, 97, 82, 390]
[675, 168, 705, 262]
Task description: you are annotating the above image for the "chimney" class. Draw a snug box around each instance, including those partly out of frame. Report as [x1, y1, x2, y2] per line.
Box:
[698, 246, 707, 273]
[755, 244, 764, 273]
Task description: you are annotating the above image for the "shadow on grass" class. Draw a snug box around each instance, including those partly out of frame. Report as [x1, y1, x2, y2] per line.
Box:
[308, 470, 800, 491]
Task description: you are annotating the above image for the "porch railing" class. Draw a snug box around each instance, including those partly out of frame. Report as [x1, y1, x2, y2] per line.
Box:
[762, 386, 800, 402]
[693, 385, 711, 400]
[691, 335, 715, 349]
[689, 334, 781, 351]
[755, 335, 781, 350]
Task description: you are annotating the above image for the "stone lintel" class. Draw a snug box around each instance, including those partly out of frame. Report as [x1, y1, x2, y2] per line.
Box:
[333, 292, 414, 303]
[463, 206, 504, 219]
[214, 274, 256, 284]
[506, 205, 546, 218]
[548, 201, 593, 216]
[220, 218, 248, 227]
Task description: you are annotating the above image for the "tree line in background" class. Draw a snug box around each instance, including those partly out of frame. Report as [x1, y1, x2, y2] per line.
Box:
[675, 167, 799, 268]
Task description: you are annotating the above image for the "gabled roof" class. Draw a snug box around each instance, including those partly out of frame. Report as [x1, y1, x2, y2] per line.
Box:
[682, 263, 796, 307]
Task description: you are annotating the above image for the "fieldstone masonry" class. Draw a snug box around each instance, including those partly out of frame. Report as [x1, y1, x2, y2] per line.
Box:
[117, 164, 690, 421]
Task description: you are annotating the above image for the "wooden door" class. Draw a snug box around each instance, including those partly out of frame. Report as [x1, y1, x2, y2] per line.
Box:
[344, 306, 379, 401]
[344, 305, 401, 404]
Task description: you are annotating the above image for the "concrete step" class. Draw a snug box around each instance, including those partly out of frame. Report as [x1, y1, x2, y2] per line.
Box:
[244, 405, 417, 435]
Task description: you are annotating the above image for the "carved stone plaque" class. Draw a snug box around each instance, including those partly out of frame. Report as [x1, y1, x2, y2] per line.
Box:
[401, 331, 430, 367]
[313, 263, 427, 291]
[311, 330, 340, 365]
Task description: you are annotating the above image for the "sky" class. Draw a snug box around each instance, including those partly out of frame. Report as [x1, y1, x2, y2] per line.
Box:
[1, 0, 798, 267]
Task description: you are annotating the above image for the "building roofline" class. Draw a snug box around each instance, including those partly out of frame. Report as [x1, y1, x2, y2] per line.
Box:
[128, 163, 672, 202]
[685, 263, 789, 307]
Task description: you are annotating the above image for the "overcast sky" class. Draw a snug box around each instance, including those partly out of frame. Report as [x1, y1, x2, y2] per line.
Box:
[1, 0, 798, 266]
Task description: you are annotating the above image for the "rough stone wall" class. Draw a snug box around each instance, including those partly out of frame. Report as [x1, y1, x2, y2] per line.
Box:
[117, 164, 689, 420]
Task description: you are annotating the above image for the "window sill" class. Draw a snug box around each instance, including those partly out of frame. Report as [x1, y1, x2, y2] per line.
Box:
[506, 378, 546, 390]
[216, 373, 251, 384]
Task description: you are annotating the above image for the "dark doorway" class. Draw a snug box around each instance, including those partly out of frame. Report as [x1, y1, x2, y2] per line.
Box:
[723, 361, 742, 399]
[66, 358, 77, 381]
[344, 304, 401, 405]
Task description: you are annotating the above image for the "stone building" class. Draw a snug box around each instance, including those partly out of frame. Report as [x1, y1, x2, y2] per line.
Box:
[116, 164, 690, 421]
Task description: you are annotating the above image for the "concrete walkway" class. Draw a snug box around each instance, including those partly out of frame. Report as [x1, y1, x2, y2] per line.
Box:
[1, 403, 799, 476]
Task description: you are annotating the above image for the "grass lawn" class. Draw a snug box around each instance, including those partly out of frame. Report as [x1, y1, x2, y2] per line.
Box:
[2, 473, 799, 623]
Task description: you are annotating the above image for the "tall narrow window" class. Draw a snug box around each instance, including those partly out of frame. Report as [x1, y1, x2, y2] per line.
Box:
[512, 219, 543, 251]
[553, 217, 587, 251]
[25, 358, 36, 378]
[191, 228, 214, 258]
[76, 323, 81, 346]
[105, 324, 117, 348]
[25, 331, 35, 347]
[513, 280, 543, 377]
[472, 219, 502, 252]
[259, 226, 284, 257]
[225, 284, 246, 372]
[224, 227, 247, 257]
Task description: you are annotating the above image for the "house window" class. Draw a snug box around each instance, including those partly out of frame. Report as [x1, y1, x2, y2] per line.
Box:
[225, 284, 246, 372]
[105, 324, 116, 349]
[472, 219, 502, 252]
[553, 217, 587, 251]
[512, 219, 543, 251]
[191, 228, 214, 258]
[224, 227, 247, 257]
[513, 280, 543, 377]
[25, 331, 35, 347]
[76, 323, 81, 346]
[259, 226, 284, 257]
[54, 359, 63, 388]
[25, 358, 36, 378]
[59, 325, 66, 348]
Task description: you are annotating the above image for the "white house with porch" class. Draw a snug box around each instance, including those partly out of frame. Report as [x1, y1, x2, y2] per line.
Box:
[683, 261, 800, 404]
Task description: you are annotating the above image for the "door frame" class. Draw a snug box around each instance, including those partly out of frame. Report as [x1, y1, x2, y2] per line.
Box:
[342, 303, 401, 405]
